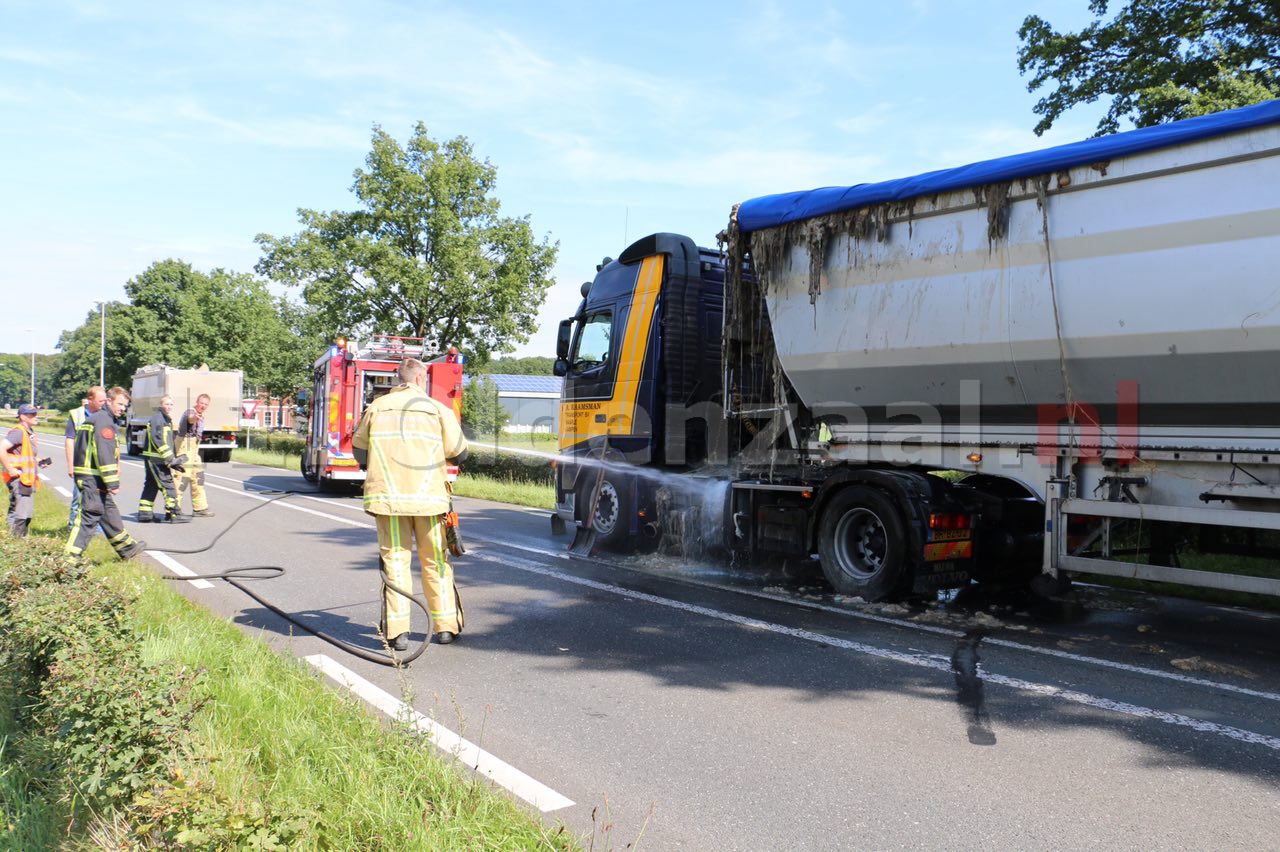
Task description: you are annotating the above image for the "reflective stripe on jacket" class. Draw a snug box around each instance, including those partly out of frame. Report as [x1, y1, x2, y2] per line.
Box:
[143, 411, 176, 461]
[2, 427, 37, 487]
[73, 409, 122, 487]
[352, 384, 468, 517]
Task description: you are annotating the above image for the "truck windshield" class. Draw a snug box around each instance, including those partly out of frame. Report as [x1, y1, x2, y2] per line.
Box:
[571, 312, 611, 373]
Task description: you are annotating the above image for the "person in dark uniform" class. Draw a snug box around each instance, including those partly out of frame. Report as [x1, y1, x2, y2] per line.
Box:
[65, 386, 145, 562]
[137, 394, 189, 524]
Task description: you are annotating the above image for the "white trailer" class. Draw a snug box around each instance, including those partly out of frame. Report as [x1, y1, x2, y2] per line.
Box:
[730, 98, 1280, 598]
[128, 365, 244, 463]
[555, 100, 1280, 603]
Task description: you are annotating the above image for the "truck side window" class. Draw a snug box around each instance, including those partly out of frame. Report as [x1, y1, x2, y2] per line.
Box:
[571, 312, 612, 374]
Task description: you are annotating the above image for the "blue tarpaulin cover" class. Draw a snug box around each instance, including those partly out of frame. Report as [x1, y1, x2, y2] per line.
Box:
[735, 99, 1280, 234]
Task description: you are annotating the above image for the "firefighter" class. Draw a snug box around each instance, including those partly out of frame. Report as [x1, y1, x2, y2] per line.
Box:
[2, 403, 51, 537]
[353, 357, 469, 649]
[65, 386, 145, 562]
[138, 394, 189, 523]
[64, 387, 106, 533]
[175, 393, 214, 517]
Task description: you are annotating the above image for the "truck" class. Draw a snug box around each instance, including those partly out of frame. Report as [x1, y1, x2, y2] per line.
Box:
[300, 335, 465, 489]
[128, 364, 244, 463]
[552, 99, 1280, 602]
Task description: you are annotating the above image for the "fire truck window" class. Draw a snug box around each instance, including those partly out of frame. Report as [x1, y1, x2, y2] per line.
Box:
[571, 312, 611, 374]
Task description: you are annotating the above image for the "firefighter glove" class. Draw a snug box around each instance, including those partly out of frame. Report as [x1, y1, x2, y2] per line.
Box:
[167, 454, 188, 470]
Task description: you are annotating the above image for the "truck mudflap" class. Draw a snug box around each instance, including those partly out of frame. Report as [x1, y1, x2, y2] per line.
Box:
[911, 561, 972, 595]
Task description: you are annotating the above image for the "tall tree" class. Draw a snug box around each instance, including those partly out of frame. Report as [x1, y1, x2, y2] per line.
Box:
[255, 123, 558, 363]
[50, 262, 317, 409]
[1018, 0, 1280, 135]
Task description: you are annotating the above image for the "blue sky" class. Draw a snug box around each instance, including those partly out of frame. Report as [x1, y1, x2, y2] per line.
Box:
[1, 0, 1104, 363]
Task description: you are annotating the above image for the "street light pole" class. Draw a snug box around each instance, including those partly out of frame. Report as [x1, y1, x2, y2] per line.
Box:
[22, 327, 35, 405]
[95, 300, 106, 386]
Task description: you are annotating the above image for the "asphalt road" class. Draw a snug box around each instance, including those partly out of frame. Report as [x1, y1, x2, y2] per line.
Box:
[45, 458, 1280, 850]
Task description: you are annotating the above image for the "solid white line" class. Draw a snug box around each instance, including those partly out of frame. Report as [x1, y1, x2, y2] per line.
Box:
[464, 548, 1280, 753]
[186, 465, 1280, 706]
[472, 537, 1280, 705]
[200, 480, 373, 529]
[305, 653, 575, 812]
[146, 550, 216, 590]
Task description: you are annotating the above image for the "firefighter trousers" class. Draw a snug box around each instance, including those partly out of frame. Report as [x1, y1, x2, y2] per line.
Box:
[66, 481, 139, 558]
[139, 459, 180, 519]
[174, 437, 208, 511]
[376, 513, 463, 640]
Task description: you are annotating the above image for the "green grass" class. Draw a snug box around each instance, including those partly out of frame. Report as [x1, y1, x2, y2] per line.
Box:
[232, 445, 301, 470]
[6, 487, 578, 849]
[232, 446, 557, 511]
[454, 474, 555, 510]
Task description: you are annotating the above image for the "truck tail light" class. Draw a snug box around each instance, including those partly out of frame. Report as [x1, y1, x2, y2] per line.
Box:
[928, 512, 971, 531]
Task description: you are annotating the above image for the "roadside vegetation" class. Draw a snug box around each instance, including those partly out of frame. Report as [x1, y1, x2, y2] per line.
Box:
[0, 487, 578, 849]
[231, 426, 556, 511]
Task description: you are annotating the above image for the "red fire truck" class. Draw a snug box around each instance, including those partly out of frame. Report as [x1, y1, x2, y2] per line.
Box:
[300, 335, 464, 489]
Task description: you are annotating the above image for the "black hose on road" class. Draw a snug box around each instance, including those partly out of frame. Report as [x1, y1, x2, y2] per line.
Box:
[152, 490, 433, 666]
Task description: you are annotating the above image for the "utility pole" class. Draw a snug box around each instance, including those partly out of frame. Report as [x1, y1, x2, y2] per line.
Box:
[94, 300, 106, 386]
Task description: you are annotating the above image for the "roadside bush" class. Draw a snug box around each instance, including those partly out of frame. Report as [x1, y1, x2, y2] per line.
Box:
[240, 427, 306, 455]
[460, 446, 554, 485]
[0, 535, 305, 846]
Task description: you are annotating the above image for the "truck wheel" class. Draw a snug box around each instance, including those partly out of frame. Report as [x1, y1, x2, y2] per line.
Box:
[817, 486, 909, 601]
[300, 452, 318, 484]
[581, 475, 629, 550]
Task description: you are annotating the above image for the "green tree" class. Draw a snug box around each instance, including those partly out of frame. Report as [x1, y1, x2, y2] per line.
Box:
[0, 354, 29, 407]
[480, 356, 556, 375]
[460, 375, 510, 437]
[49, 262, 318, 411]
[255, 123, 558, 363]
[1018, 0, 1280, 135]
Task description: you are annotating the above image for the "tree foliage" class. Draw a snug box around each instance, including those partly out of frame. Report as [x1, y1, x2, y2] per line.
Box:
[460, 374, 511, 437]
[1018, 0, 1280, 135]
[479, 356, 556, 376]
[255, 123, 558, 363]
[0, 353, 60, 409]
[50, 261, 315, 410]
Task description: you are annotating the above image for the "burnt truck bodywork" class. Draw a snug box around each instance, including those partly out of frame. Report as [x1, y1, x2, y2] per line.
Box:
[553, 235, 1017, 599]
[556, 101, 1280, 602]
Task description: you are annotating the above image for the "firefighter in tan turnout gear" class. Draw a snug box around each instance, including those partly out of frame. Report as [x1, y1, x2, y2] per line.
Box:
[353, 358, 469, 649]
[138, 394, 189, 524]
[65, 386, 145, 562]
[175, 393, 214, 517]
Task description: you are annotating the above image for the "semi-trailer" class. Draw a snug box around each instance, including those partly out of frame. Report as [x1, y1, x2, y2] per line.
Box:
[552, 99, 1280, 602]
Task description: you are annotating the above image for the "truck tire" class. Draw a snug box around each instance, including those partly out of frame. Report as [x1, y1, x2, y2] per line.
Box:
[817, 485, 909, 601]
[580, 474, 629, 550]
[300, 451, 318, 484]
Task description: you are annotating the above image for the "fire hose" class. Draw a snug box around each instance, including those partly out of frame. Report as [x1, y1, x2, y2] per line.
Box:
[154, 490, 459, 667]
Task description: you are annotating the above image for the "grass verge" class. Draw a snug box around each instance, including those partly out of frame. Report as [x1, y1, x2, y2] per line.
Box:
[231, 445, 557, 511]
[1, 487, 578, 849]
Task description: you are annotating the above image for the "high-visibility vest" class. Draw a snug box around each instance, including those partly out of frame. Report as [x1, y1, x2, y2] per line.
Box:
[2, 427, 37, 488]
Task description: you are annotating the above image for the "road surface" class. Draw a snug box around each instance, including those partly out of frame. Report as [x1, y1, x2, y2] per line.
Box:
[44, 457, 1280, 849]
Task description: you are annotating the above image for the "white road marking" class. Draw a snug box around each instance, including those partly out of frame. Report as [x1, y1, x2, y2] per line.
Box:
[305, 653, 575, 812]
[472, 538, 1280, 705]
[464, 548, 1280, 753]
[146, 550, 216, 590]
[154, 457, 1280, 731]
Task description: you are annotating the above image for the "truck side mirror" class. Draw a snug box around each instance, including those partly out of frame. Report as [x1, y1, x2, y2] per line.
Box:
[553, 358, 569, 377]
[556, 319, 573, 360]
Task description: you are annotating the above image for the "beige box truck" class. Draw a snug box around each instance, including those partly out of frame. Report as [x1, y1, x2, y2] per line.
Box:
[128, 364, 244, 462]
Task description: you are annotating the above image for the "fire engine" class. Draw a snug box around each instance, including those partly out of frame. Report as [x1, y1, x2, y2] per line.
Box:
[300, 335, 464, 488]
